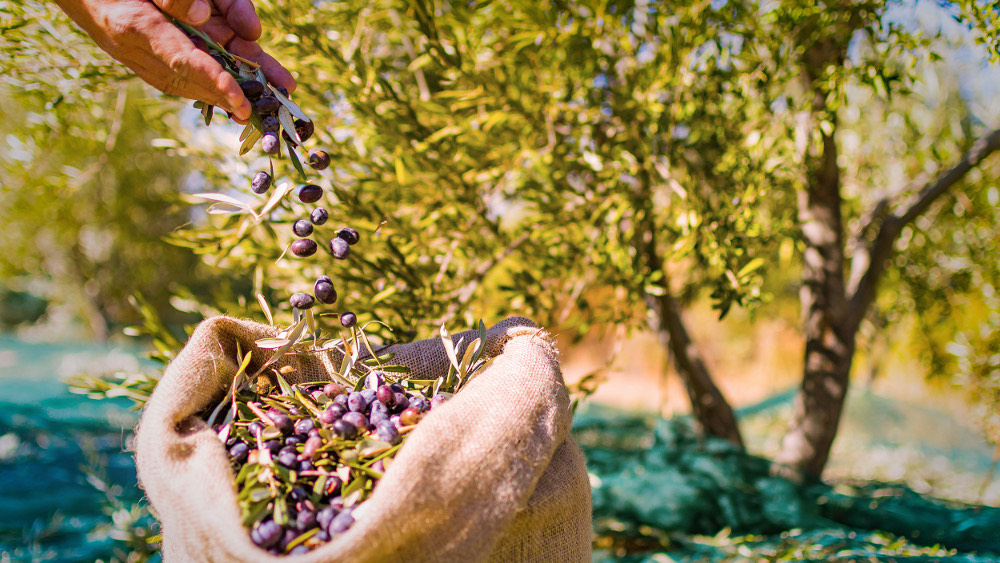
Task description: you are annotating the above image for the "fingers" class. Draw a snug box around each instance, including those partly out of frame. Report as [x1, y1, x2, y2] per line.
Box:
[213, 0, 261, 41]
[197, 14, 237, 46]
[141, 16, 252, 118]
[151, 0, 212, 26]
[228, 37, 297, 94]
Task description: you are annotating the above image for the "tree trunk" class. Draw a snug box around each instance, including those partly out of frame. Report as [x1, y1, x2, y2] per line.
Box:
[775, 40, 853, 476]
[648, 281, 745, 447]
[631, 184, 743, 447]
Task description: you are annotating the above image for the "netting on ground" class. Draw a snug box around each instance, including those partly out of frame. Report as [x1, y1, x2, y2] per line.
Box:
[3, 337, 1000, 562]
[575, 404, 1000, 562]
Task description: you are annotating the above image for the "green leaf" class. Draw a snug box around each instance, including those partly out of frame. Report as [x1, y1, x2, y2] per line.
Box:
[239, 127, 263, 156]
[269, 85, 310, 122]
[275, 372, 293, 396]
[286, 140, 308, 180]
[273, 495, 289, 526]
[439, 324, 461, 372]
[257, 293, 273, 325]
[737, 257, 766, 279]
[238, 122, 256, 142]
[277, 106, 299, 144]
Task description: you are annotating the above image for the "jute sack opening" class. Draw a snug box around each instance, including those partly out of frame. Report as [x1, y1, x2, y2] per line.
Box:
[135, 315, 592, 562]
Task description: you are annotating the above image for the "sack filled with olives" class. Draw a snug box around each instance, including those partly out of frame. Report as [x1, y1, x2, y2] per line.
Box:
[134, 315, 592, 562]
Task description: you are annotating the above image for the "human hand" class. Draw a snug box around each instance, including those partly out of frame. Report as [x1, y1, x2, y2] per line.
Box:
[55, 0, 296, 121]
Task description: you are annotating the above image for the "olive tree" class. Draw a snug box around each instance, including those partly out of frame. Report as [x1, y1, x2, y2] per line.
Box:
[8, 0, 1000, 479]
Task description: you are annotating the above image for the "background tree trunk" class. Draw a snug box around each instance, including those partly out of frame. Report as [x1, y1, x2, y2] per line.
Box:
[775, 40, 853, 476]
[648, 280, 745, 447]
[631, 169, 744, 447]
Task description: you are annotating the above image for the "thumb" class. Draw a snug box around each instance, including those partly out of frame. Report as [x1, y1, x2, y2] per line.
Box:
[151, 0, 212, 26]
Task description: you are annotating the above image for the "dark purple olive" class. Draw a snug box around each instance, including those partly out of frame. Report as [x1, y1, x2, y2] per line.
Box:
[240, 79, 265, 99]
[410, 396, 430, 412]
[283, 118, 314, 145]
[269, 412, 293, 434]
[292, 220, 313, 237]
[298, 184, 323, 203]
[251, 520, 283, 548]
[314, 279, 337, 304]
[261, 115, 280, 133]
[289, 292, 315, 310]
[295, 509, 317, 531]
[376, 420, 401, 445]
[317, 507, 338, 531]
[325, 477, 344, 497]
[291, 238, 318, 257]
[341, 411, 368, 431]
[290, 487, 309, 501]
[277, 450, 298, 467]
[253, 95, 280, 114]
[393, 393, 410, 412]
[228, 442, 249, 463]
[369, 408, 388, 427]
[294, 418, 315, 435]
[250, 171, 271, 194]
[336, 227, 360, 246]
[248, 420, 265, 436]
[332, 419, 358, 439]
[327, 509, 354, 534]
[340, 311, 357, 328]
[330, 237, 350, 259]
[376, 385, 395, 406]
[319, 407, 340, 425]
[261, 132, 280, 155]
[308, 150, 331, 170]
[346, 392, 366, 413]
[361, 388, 377, 406]
[310, 208, 329, 225]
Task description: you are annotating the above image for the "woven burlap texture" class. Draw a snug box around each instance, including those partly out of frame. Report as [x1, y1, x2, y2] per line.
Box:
[135, 315, 592, 562]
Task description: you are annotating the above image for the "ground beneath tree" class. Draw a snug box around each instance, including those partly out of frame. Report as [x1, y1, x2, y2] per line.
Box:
[2, 335, 998, 561]
[577, 403, 1000, 562]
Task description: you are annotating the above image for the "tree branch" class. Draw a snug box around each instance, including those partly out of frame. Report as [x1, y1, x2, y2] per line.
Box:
[847, 127, 1000, 329]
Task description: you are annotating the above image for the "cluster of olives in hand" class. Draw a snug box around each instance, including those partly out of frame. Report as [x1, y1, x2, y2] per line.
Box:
[237, 79, 326, 162]
[220, 376, 453, 555]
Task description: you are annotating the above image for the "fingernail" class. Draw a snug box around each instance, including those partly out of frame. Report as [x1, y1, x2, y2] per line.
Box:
[187, 0, 210, 24]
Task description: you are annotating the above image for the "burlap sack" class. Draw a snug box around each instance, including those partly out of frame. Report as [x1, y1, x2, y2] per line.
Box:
[135, 315, 592, 562]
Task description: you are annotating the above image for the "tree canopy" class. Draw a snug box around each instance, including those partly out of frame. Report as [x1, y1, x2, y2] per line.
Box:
[4, 0, 1000, 475]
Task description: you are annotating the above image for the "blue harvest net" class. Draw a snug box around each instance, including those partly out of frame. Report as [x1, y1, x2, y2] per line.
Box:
[1, 336, 998, 562]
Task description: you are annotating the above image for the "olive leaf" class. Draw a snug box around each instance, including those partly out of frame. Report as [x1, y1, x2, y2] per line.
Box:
[256, 180, 293, 222]
[238, 122, 256, 142]
[270, 85, 310, 122]
[285, 138, 308, 180]
[239, 127, 263, 156]
[257, 293, 274, 326]
[277, 106, 298, 144]
[190, 192, 253, 215]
